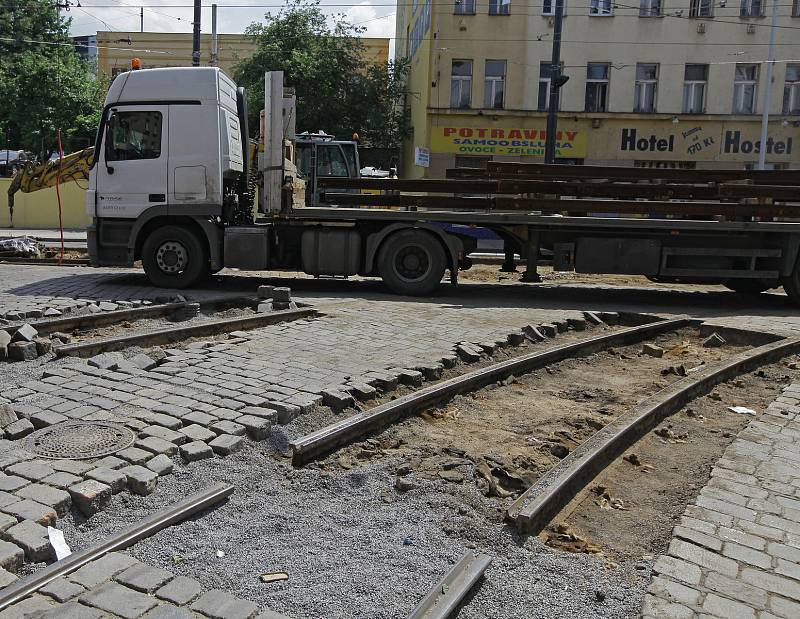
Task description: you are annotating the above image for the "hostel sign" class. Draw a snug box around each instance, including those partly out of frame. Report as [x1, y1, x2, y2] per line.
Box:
[431, 126, 587, 158]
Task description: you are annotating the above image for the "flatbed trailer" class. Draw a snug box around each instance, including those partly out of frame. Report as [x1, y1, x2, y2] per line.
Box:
[83, 67, 800, 303]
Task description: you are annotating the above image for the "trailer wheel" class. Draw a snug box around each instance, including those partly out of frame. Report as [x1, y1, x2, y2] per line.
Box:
[378, 229, 446, 296]
[142, 225, 207, 289]
[724, 279, 774, 295]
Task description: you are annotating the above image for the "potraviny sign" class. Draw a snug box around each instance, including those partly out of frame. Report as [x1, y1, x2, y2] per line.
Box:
[431, 126, 587, 158]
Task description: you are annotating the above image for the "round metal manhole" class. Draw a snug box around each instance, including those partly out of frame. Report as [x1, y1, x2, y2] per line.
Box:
[25, 421, 136, 460]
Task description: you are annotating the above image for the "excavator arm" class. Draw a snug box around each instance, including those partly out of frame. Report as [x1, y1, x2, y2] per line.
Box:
[7, 147, 94, 222]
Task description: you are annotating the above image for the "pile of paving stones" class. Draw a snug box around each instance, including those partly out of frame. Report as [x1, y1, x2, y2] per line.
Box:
[1, 551, 288, 618]
[0, 324, 71, 363]
[0, 297, 159, 322]
[255, 286, 297, 313]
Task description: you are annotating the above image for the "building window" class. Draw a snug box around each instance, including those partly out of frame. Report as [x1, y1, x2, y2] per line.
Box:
[585, 63, 610, 112]
[639, 0, 661, 15]
[538, 62, 552, 111]
[542, 0, 566, 14]
[794, 0, 800, 16]
[450, 60, 473, 108]
[689, 0, 713, 16]
[590, 0, 614, 15]
[733, 63, 759, 114]
[454, 0, 475, 14]
[740, 0, 764, 16]
[484, 60, 506, 108]
[783, 64, 800, 114]
[682, 64, 708, 113]
[634, 63, 658, 112]
[489, 0, 511, 14]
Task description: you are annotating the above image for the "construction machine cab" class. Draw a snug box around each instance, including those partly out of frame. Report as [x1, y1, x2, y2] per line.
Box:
[294, 132, 360, 206]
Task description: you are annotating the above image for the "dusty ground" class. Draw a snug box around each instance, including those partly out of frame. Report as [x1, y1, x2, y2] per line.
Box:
[552, 359, 794, 564]
[320, 328, 752, 533]
[460, 263, 732, 292]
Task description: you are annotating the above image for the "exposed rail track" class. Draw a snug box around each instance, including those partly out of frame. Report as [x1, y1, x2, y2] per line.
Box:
[290, 317, 694, 465]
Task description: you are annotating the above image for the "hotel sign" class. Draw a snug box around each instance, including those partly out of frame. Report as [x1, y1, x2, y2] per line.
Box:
[431, 126, 587, 158]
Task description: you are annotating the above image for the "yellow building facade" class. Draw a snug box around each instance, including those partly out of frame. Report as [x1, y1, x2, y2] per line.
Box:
[395, 0, 800, 177]
[95, 31, 389, 79]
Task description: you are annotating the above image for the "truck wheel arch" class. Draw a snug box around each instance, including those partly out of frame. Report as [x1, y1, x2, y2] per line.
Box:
[364, 223, 462, 277]
[132, 211, 222, 272]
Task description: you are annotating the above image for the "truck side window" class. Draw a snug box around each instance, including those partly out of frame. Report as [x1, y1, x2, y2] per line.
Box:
[317, 145, 348, 177]
[105, 111, 163, 162]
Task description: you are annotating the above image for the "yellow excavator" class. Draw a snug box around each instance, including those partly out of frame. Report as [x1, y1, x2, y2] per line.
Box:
[6, 147, 94, 223]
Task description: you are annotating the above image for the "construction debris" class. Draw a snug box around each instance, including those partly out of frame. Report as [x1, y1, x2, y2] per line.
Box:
[641, 343, 664, 358]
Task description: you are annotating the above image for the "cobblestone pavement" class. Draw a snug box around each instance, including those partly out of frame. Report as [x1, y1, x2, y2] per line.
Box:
[643, 384, 800, 619]
[0, 551, 288, 618]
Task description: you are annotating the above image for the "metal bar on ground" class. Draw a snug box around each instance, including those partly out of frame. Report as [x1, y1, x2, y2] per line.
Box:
[0, 483, 234, 612]
[291, 318, 694, 465]
[55, 307, 316, 357]
[507, 336, 800, 534]
[407, 551, 492, 619]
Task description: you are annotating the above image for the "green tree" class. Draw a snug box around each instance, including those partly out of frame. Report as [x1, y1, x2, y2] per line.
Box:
[235, 0, 411, 149]
[0, 0, 104, 157]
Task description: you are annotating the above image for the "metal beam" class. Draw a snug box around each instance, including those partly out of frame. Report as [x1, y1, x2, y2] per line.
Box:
[407, 552, 492, 619]
[0, 483, 234, 612]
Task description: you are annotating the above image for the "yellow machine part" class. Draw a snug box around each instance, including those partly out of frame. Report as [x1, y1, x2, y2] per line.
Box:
[7, 147, 95, 219]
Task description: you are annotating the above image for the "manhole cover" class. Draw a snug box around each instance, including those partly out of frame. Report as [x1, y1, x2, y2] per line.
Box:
[25, 421, 135, 460]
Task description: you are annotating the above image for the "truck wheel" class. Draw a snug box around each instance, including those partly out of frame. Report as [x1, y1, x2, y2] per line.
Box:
[142, 226, 207, 289]
[724, 279, 774, 295]
[378, 229, 446, 296]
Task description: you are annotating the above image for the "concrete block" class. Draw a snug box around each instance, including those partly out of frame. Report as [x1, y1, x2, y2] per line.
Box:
[14, 483, 71, 515]
[140, 425, 186, 444]
[272, 287, 291, 302]
[0, 512, 17, 534]
[68, 552, 140, 588]
[12, 324, 38, 343]
[116, 446, 155, 465]
[80, 581, 158, 619]
[143, 605, 195, 619]
[115, 563, 174, 593]
[540, 324, 558, 338]
[8, 341, 38, 361]
[209, 434, 244, 456]
[0, 540, 24, 572]
[155, 575, 202, 605]
[34, 338, 53, 356]
[87, 352, 123, 370]
[6, 461, 55, 482]
[135, 436, 179, 456]
[119, 465, 159, 495]
[179, 424, 217, 443]
[39, 577, 85, 602]
[0, 403, 17, 428]
[3, 519, 50, 562]
[4, 417, 35, 439]
[235, 415, 271, 440]
[190, 589, 259, 619]
[321, 389, 354, 411]
[0, 474, 27, 493]
[642, 343, 664, 358]
[130, 354, 158, 371]
[68, 480, 112, 516]
[141, 455, 171, 477]
[209, 420, 246, 436]
[85, 467, 127, 493]
[179, 441, 213, 462]
[2, 499, 57, 525]
[30, 410, 68, 429]
[0, 567, 17, 587]
[567, 317, 587, 331]
[257, 285, 274, 299]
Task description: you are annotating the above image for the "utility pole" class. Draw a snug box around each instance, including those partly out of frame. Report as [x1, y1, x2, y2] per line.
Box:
[544, 0, 568, 164]
[140, 7, 144, 32]
[210, 4, 218, 67]
[192, 0, 201, 67]
[757, 0, 779, 170]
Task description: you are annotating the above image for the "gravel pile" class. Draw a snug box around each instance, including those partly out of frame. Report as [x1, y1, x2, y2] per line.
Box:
[60, 434, 649, 619]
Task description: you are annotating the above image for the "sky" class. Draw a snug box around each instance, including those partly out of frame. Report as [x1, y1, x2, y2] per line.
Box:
[68, 1, 397, 44]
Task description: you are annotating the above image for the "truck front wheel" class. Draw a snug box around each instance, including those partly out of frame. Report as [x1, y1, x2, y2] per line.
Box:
[377, 229, 446, 296]
[142, 225, 208, 289]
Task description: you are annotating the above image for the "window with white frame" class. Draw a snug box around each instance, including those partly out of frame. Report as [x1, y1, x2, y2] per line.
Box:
[740, 0, 764, 16]
[489, 0, 511, 14]
[450, 60, 473, 108]
[682, 64, 708, 113]
[733, 63, 758, 114]
[794, 0, 800, 16]
[634, 63, 658, 112]
[590, 0, 613, 15]
[783, 64, 800, 114]
[484, 60, 506, 108]
[689, 0, 713, 16]
[585, 63, 610, 112]
[538, 62, 563, 111]
[542, 0, 566, 15]
[639, 0, 661, 16]
[454, 0, 475, 14]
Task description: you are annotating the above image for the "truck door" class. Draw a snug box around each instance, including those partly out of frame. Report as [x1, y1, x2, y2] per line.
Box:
[96, 105, 168, 218]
